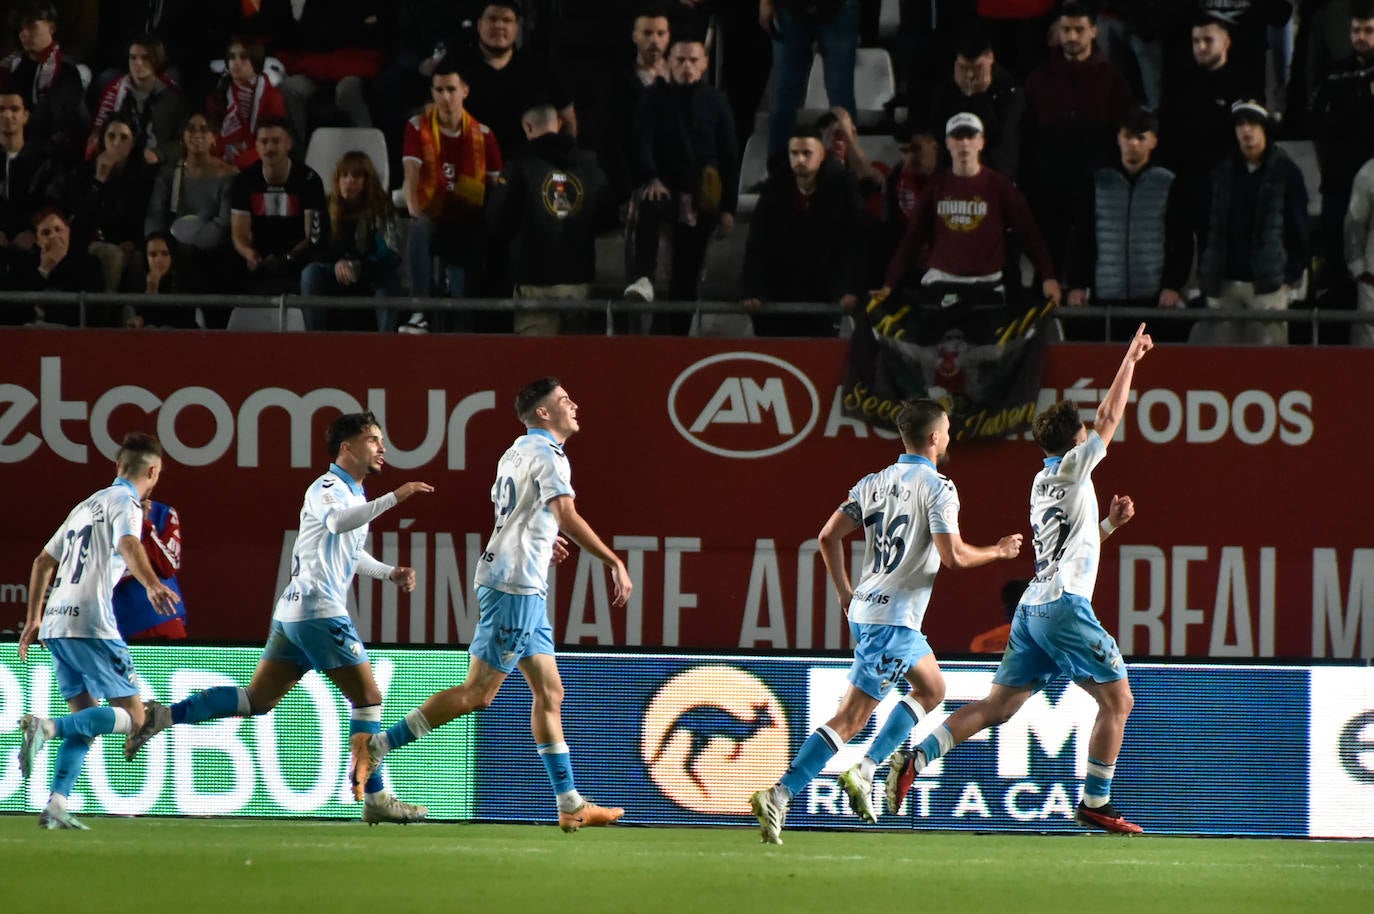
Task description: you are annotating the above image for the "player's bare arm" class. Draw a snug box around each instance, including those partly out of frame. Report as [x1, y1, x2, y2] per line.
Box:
[1094, 323, 1154, 444]
[817, 510, 860, 609]
[548, 495, 633, 607]
[932, 531, 1023, 570]
[19, 550, 58, 661]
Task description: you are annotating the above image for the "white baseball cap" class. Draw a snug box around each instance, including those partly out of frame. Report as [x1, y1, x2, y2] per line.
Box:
[945, 112, 984, 136]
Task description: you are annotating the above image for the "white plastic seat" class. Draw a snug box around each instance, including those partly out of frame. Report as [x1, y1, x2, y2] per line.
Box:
[801, 49, 895, 126]
[226, 307, 307, 332]
[304, 127, 390, 188]
[736, 133, 770, 215]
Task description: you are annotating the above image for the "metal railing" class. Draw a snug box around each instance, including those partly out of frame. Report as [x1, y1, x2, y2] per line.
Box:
[2, 290, 1370, 344]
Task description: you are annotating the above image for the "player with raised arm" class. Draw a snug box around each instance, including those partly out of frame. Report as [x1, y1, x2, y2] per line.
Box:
[16, 432, 180, 829]
[353, 377, 632, 833]
[749, 399, 1023, 844]
[886, 324, 1153, 834]
[125, 412, 434, 825]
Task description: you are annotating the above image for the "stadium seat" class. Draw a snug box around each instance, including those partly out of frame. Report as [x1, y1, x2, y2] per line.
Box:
[1274, 140, 1322, 218]
[305, 127, 390, 189]
[863, 134, 903, 170]
[801, 49, 896, 126]
[689, 311, 755, 337]
[736, 133, 770, 215]
[879, 0, 901, 40]
[226, 307, 307, 332]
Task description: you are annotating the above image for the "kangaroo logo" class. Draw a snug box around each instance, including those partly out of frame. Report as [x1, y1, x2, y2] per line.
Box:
[649, 704, 775, 789]
[641, 665, 789, 815]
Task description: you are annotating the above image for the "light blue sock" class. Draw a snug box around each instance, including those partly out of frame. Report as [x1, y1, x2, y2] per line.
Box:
[351, 706, 385, 795]
[50, 735, 92, 798]
[52, 707, 118, 740]
[172, 686, 249, 725]
[778, 726, 842, 799]
[1084, 756, 1115, 806]
[537, 742, 576, 796]
[865, 695, 923, 765]
[915, 723, 957, 771]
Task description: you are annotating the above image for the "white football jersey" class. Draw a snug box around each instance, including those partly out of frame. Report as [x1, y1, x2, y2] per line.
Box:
[274, 466, 375, 622]
[41, 478, 143, 641]
[1020, 431, 1108, 605]
[845, 454, 960, 630]
[474, 429, 575, 597]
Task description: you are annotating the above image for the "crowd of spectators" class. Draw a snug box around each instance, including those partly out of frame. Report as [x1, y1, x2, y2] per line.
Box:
[0, 0, 1371, 344]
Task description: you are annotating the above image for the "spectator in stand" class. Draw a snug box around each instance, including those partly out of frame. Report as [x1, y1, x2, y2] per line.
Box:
[86, 1, 206, 100]
[70, 113, 155, 292]
[1160, 14, 1249, 241]
[372, 0, 468, 186]
[927, 26, 1026, 181]
[1, 2, 89, 165]
[1346, 155, 1374, 344]
[969, 579, 1030, 654]
[741, 125, 867, 337]
[209, 36, 287, 169]
[113, 495, 187, 640]
[1195, 101, 1309, 345]
[878, 112, 1060, 345]
[9, 207, 104, 325]
[399, 56, 503, 333]
[1291, 0, 1355, 138]
[123, 231, 199, 328]
[451, 3, 576, 161]
[976, 0, 1059, 82]
[884, 123, 939, 232]
[86, 36, 184, 169]
[623, 34, 738, 331]
[1065, 106, 1194, 342]
[301, 151, 402, 332]
[760, 0, 861, 159]
[0, 89, 66, 285]
[1023, 2, 1133, 278]
[274, 1, 387, 136]
[484, 103, 609, 336]
[143, 111, 235, 280]
[1196, 0, 1293, 102]
[1310, 4, 1374, 289]
[229, 117, 325, 295]
[602, 7, 672, 211]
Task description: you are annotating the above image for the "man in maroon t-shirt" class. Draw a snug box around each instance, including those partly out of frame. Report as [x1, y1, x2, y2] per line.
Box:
[877, 112, 1060, 343]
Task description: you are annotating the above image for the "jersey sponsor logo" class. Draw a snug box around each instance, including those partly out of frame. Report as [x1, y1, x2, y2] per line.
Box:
[641, 665, 789, 814]
[667, 353, 820, 459]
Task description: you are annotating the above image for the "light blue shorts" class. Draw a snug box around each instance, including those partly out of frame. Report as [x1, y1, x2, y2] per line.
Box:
[993, 593, 1127, 691]
[470, 586, 555, 673]
[848, 622, 932, 700]
[262, 617, 369, 672]
[44, 637, 141, 701]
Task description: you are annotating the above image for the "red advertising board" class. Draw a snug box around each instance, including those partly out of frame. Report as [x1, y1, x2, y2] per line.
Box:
[1, 330, 1370, 659]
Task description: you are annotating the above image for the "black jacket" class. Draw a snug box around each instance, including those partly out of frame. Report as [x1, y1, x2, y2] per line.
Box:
[1, 145, 67, 237]
[484, 133, 609, 287]
[927, 64, 1026, 181]
[742, 158, 867, 302]
[633, 78, 739, 214]
[1310, 52, 1374, 196]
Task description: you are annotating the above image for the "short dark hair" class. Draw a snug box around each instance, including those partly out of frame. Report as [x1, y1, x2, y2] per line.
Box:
[1191, 11, 1232, 33]
[515, 377, 561, 423]
[30, 204, 67, 229]
[1352, 0, 1374, 20]
[955, 26, 993, 60]
[789, 124, 824, 144]
[634, 4, 673, 21]
[432, 54, 470, 85]
[116, 432, 163, 475]
[1119, 105, 1159, 136]
[482, 1, 523, 18]
[13, 2, 58, 28]
[255, 116, 292, 140]
[813, 110, 840, 132]
[1059, 1, 1096, 24]
[895, 399, 947, 448]
[1032, 401, 1084, 456]
[0, 87, 30, 110]
[327, 411, 379, 459]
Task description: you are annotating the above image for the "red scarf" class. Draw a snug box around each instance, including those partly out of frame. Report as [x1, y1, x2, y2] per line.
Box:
[2, 41, 64, 102]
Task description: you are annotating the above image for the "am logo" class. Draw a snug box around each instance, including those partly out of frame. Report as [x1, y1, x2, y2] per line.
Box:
[666, 353, 820, 459]
[640, 665, 789, 814]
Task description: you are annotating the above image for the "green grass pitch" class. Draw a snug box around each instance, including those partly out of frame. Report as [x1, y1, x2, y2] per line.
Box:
[1, 816, 1370, 914]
